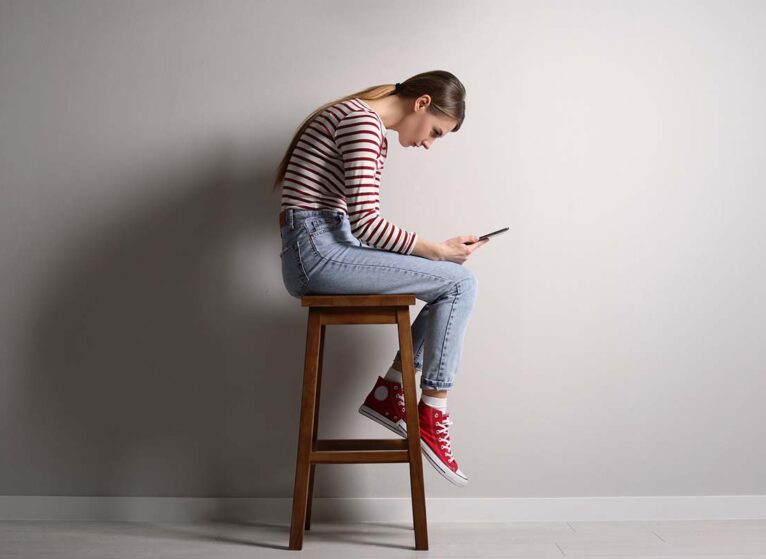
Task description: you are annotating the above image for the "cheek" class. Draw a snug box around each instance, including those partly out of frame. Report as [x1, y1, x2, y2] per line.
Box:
[402, 116, 428, 140]
[418, 120, 432, 139]
[403, 119, 419, 140]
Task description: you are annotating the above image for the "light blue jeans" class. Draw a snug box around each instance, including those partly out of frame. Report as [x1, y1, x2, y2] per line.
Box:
[279, 208, 478, 391]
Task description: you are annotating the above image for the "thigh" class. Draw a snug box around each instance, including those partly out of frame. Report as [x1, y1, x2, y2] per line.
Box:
[298, 218, 477, 303]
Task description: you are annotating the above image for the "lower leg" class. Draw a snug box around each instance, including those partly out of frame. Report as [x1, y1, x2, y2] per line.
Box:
[419, 275, 478, 396]
[391, 360, 448, 398]
[422, 387, 448, 398]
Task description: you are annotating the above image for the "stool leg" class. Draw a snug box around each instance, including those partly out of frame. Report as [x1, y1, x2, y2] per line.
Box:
[305, 323, 326, 531]
[289, 308, 322, 550]
[396, 307, 429, 550]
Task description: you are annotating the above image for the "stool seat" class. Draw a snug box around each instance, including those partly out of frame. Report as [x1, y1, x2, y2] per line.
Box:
[302, 294, 416, 307]
[288, 292, 428, 551]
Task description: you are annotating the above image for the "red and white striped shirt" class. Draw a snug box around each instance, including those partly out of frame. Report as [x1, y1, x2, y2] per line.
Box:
[279, 98, 418, 255]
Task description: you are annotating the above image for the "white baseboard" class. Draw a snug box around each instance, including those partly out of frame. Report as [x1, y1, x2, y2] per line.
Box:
[2, 495, 766, 523]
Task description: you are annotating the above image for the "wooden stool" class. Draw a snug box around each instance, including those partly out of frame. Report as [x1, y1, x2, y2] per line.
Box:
[288, 294, 428, 551]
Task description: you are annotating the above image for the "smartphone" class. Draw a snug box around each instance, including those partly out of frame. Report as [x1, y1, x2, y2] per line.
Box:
[464, 226, 509, 245]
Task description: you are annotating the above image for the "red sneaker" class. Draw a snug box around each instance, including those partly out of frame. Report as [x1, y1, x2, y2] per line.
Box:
[358, 379, 469, 487]
[358, 376, 407, 437]
[417, 400, 468, 487]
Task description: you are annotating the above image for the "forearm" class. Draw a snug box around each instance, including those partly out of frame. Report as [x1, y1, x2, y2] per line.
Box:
[410, 235, 444, 261]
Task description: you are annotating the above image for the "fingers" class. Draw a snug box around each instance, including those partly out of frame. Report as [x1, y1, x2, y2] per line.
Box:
[466, 238, 489, 253]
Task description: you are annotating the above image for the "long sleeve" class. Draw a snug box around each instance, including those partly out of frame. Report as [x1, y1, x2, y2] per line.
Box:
[333, 109, 418, 255]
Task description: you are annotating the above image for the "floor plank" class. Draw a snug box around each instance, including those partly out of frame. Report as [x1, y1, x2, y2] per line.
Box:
[1, 520, 766, 558]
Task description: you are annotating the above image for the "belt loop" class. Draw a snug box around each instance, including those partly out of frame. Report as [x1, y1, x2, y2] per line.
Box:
[287, 208, 294, 231]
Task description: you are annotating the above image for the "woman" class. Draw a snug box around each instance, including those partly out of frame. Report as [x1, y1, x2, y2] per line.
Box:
[273, 70, 489, 486]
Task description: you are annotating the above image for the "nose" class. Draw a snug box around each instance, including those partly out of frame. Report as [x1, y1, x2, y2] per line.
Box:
[422, 140, 432, 150]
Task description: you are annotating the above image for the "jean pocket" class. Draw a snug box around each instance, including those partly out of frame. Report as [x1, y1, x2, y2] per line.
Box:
[303, 214, 343, 236]
[310, 224, 363, 259]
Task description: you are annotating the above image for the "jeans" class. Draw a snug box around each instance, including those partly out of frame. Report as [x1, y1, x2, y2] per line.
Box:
[279, 208, 478, 391]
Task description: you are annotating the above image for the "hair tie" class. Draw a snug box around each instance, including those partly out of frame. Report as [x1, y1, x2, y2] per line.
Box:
[394, 82, 402, 93]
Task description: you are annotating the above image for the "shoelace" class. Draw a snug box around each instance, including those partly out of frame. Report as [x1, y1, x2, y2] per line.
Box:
[392, 389, 456, 464]
[435, 417, 455, 463]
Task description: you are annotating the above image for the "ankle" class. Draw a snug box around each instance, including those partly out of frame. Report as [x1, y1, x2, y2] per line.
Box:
[421, 393, 447, 412]
[384, 366, 403, 385]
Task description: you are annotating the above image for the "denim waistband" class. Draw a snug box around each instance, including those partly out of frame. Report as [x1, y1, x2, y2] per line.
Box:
[282, 207, 347, 231]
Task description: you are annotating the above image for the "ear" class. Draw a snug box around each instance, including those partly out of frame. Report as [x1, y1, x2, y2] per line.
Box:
[415, 94, 431, 111]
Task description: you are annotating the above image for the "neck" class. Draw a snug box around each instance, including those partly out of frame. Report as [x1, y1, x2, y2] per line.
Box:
[362, 96, 408, 132]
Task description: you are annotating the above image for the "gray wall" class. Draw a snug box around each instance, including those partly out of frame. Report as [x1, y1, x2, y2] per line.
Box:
[1, 0, 764, 500]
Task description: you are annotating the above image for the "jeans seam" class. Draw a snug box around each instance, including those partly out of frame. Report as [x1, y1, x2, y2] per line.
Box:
[436, 282, 462, 382]
[395, 336, 425, 371]
[394, 311, 427, 371]
[414, 335, 425, 370]
[295, 241, 310, 286]
[307, 245, 454, 285]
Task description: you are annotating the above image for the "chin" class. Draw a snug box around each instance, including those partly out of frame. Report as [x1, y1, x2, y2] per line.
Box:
[398, 136, 410, 147]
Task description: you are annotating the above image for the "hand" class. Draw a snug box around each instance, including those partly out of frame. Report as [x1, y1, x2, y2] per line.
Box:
[438, 236, 490, 264]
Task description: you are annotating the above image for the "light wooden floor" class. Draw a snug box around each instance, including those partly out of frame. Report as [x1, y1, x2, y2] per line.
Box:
[2, 519, 766, 558]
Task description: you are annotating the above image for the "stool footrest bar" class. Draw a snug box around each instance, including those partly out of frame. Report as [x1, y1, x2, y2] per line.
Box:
[315, 438, 408, 451]
[310, 450, 409, 464]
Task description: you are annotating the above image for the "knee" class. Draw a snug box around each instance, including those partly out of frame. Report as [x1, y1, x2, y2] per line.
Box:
[454, 268, 478, 299]
[429, 264, 479, 304]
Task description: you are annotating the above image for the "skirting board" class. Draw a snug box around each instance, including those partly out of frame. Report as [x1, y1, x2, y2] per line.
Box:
[1, 496, 766, 523]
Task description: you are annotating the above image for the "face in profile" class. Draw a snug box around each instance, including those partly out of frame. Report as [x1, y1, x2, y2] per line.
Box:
[396, 95, 459, 150]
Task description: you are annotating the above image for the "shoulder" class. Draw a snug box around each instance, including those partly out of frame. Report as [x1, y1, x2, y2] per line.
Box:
[329, 99, 384, 135]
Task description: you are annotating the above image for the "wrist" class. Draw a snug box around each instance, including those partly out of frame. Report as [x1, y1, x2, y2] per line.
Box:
[412, 236, 444, 261]
[432, 242, 445, 261]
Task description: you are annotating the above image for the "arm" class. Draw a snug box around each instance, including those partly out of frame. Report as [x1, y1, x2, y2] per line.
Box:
[334, 109, 419, 255]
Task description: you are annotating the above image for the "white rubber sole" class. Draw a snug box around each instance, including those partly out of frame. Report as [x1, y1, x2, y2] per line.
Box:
[358, 404, 407, 438]
[359, 405, 468, 487]
[420, 440, 469, 487]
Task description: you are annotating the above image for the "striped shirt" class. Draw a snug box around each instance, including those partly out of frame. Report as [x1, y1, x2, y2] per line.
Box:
[278, 98, 418, 255]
